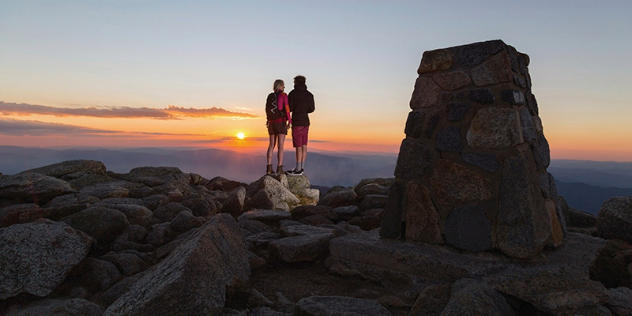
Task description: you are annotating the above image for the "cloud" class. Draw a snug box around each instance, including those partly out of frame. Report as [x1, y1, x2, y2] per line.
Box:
[0, 118, 118, 136]
[0, 101, 259, 120]
[0, 118, 207, 137]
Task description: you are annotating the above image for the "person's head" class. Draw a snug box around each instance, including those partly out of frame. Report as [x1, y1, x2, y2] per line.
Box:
[273, 79, 285, 92]
[293, 75, 306, 85]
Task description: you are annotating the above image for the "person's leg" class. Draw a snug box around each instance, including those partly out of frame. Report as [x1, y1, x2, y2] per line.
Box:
[292, 127, 300, 172]
[300, 145, 307, 169]
[300, 126, 309, 171]
[266, 134, 277, 174]
[277, 133, 285, 172]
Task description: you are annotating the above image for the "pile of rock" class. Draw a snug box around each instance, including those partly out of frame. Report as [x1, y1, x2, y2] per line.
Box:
[0, 160, 399, 315]
[1, 158, 631, 315]
[380, 40, 565, 259]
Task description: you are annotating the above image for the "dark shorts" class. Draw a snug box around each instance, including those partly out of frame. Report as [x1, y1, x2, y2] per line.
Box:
[267, 121, 287, 135]
[292, 126, 309, 147]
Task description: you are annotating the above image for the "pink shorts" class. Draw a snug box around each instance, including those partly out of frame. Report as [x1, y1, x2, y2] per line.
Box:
[292, 126, 309, 147]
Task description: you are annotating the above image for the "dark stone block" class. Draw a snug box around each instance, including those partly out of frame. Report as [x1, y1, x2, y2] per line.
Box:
[436, 126, 463, 153]
[468, 89, 495, 104]
[462, 153, 499, 173]
[456, 92, 466, 101]
[548, 173, 558, 197]
[440, 91, 454, 104]
[513, 75, 526, 88]
[394, 139, 434, 180]
[444, 205, 492, 252]
[509, 48, 520, 74]
[517, 54, 529, 76]
[531, 135, 550, 170]
[500, 90, 526, 105]
[519, 107, 537, 142]
[379, 183, 405, 239]
[526, 92, 539, 115]
[538, 172, 552, 198]
[425, 114, 441, 139]
[567, 208, 596, 228]
[446, 103, 471, 122]
[405, 110, 425, 138]
[455, 40, 505, 68]
[554, 195, 568, 237]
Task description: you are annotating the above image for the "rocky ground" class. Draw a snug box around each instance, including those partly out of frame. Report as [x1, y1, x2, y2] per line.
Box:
[0, 160, 631, 316]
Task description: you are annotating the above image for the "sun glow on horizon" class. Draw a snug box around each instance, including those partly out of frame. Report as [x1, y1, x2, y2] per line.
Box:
[236, 132, 245, 140]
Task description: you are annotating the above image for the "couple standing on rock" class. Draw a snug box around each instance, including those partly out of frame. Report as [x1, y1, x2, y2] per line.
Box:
[266, 75, 315, 176]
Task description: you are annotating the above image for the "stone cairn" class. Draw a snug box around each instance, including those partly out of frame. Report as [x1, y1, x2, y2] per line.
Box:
[380, 40, 566, 259]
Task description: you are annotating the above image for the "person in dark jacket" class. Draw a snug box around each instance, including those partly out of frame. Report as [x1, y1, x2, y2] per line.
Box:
[287, 75, 315, 176]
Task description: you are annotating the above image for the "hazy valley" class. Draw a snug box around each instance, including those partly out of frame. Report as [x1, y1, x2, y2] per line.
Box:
[1, 146, 631, 215]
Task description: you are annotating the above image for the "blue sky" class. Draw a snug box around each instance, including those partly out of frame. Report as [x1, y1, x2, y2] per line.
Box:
[1, 0, 631, 159]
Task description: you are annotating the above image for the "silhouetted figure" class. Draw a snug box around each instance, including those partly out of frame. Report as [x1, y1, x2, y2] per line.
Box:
[287, 75, 315, 176]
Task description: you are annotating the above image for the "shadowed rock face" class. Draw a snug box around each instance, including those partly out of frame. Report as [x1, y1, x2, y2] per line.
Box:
[0, 220, 92, 300]
[381, 40, 564, 259]
[104, 214, 249, 316]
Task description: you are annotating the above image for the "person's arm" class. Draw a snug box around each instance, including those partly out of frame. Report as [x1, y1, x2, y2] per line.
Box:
[283, 93, 291, 123]
[307, 93, 315, 113]
[288, 91, 294, 112]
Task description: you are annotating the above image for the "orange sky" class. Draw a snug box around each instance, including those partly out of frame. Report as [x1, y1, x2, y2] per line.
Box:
[2, 108, 631, 161]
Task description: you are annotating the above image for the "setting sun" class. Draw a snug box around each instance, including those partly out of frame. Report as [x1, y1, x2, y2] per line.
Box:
[236, 132, 245, 140]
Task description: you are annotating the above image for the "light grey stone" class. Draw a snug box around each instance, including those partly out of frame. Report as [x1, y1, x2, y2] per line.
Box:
[18, 160, 107, 178]
[62, 206, 130, 242]
[597, 196, 632, 243]
[433, 70, 471, 91]
[410, 76, 443, 109]
[0, 173, 76, 204]
[496, 152, 551, 259]
[317, 188, 357, 208]
[0, 220, 91, 299]
[467, 107, 522, 149]
[471, 51, 513, 86]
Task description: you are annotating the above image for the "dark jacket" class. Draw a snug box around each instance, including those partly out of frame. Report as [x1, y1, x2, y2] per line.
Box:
[288, 83, 315, 126]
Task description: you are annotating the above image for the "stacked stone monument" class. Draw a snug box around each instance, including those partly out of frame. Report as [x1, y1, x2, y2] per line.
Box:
[380, 40, 566, 259]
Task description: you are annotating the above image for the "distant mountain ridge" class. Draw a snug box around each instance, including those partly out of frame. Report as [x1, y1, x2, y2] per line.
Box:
[0, 146, 396, 187]
[2, 146, 632, 215]
[555, 180, 632, 215]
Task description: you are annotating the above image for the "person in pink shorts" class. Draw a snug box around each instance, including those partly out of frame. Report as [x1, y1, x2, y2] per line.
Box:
[287, 75, 315, 176]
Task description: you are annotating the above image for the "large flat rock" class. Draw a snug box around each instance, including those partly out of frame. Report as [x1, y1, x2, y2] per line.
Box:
[326, 230, 608, 309]
[0, 173, 77, 204]
[19, 160, 107, 178]
[105, 214, 249, 316]
[0, 220, 92, 299]
[326, 230, 507, 300]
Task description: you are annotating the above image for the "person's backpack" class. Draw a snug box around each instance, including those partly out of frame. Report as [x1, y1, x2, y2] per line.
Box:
[265, 92, 285, 121]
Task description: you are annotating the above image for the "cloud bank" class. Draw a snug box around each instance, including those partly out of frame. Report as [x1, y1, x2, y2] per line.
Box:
[0, 118, 208, 137]
[0, 118, 117, 136]
[0, 102, 259, 120]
